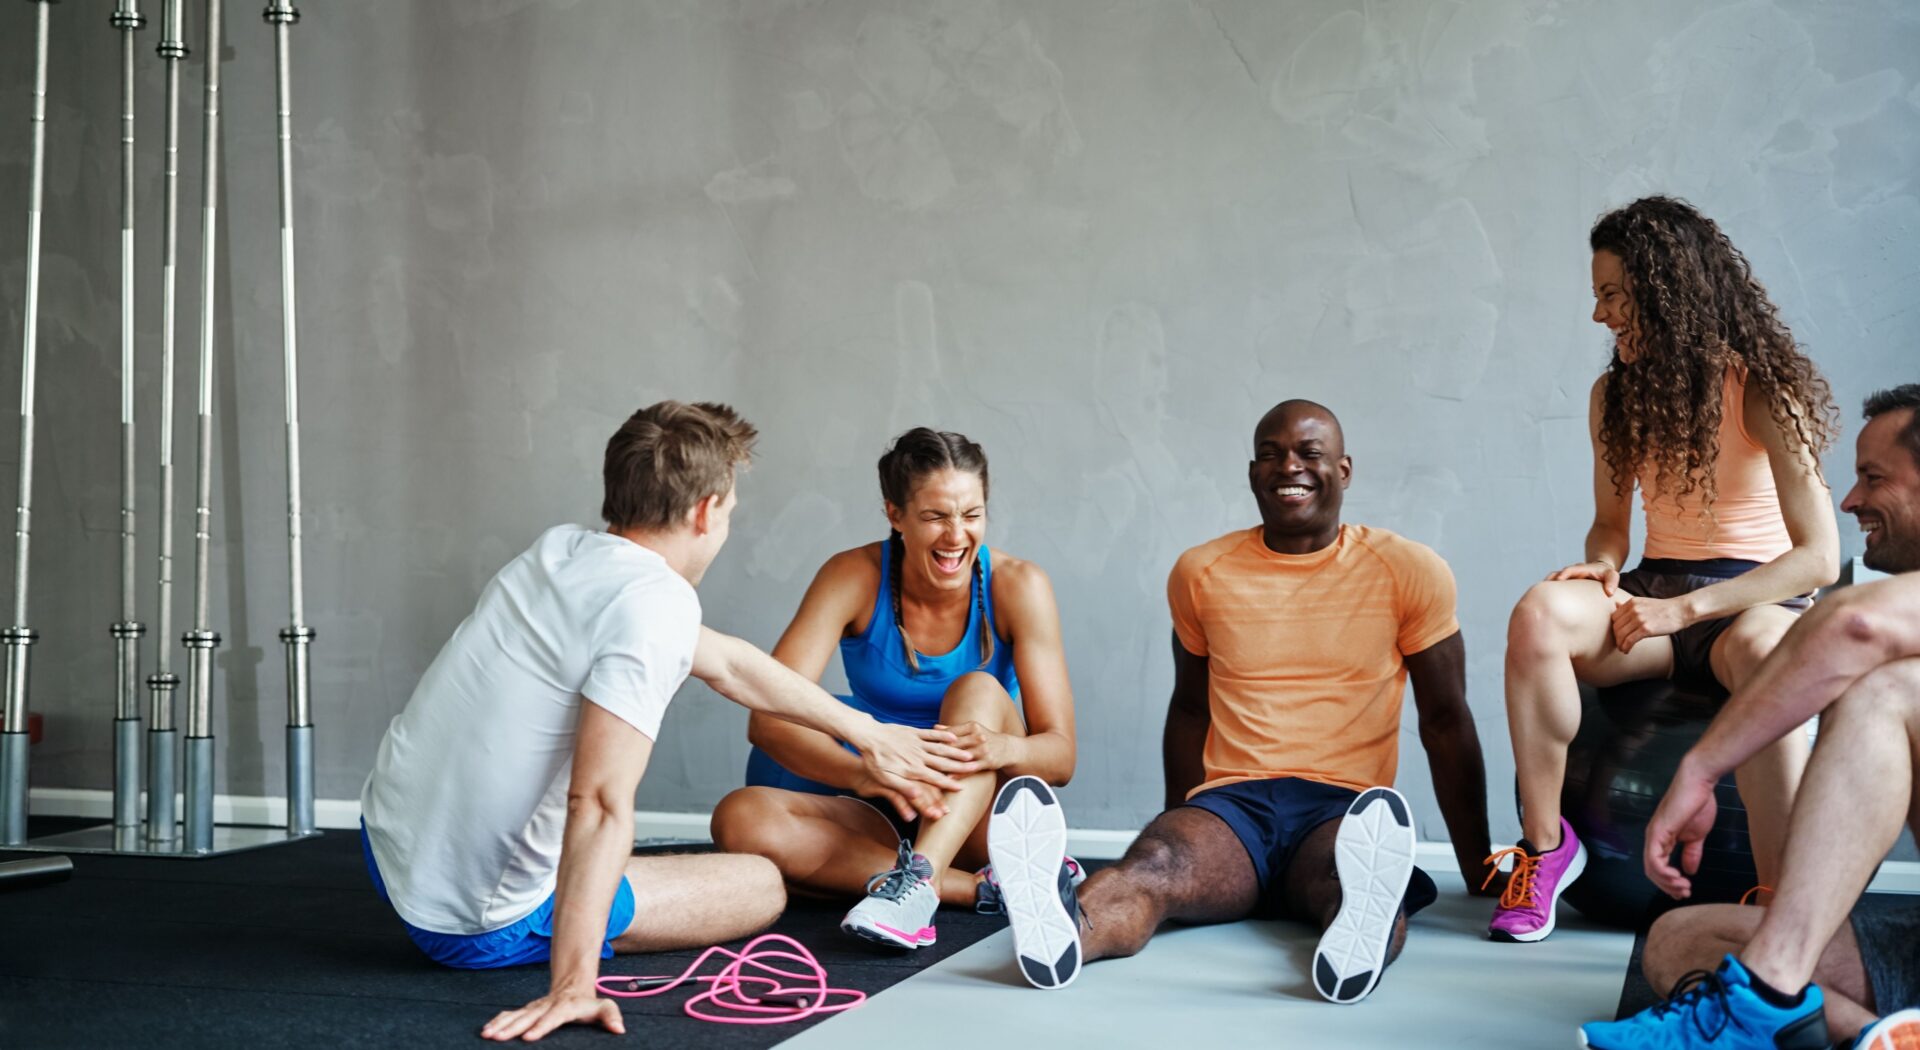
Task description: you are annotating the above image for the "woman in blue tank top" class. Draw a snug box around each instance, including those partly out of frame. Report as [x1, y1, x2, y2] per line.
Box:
[710, 428, 1079, 949]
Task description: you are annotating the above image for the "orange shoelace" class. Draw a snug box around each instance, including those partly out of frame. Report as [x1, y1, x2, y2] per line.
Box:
[1483, 846, 1541, 909]
[1738, 885, 1774, 907]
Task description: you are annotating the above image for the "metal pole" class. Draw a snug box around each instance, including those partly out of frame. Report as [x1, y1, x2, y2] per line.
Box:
[111, 0, 149, 833]
[1, 1, 55, 847]
[183, 0, 223, 853]
[147, 0, 187, 843]
[266, 0, 314, 837]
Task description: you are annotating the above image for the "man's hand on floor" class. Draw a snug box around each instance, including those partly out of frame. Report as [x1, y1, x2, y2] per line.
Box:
[481, 988, 624, 1042]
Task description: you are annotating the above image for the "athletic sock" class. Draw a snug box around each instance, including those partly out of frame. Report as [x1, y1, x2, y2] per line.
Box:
[1515, 835, 1562, 857]
[1743, 962, 1809, 1010]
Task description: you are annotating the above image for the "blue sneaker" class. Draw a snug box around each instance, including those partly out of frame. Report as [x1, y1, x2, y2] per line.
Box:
[1579, 955, 1828, 1049]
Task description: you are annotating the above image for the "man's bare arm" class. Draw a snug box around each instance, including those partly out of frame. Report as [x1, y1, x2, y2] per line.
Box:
[482, 701, 649, 1042]
[1684, 574, 1920, 781]
[1163, 632, 1211, 811]
[1406, 631, 1497, 894]
[693, 627, 977, 818]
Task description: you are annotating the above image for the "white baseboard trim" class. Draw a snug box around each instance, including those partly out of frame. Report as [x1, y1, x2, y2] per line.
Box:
[29, 789, 1919, 895]
[1065, 832, 1920, 896]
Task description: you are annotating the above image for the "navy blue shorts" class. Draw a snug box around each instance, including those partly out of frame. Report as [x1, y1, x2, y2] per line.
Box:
[1184, 776, 1435, 920]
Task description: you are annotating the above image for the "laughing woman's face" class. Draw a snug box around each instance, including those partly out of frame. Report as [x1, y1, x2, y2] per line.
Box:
[887, 468, 987, 593]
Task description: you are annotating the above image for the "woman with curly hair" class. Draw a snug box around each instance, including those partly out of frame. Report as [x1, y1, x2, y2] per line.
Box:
[1489, 197, 1841, 944]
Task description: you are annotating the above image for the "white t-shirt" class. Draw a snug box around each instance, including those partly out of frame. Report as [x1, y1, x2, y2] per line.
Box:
[360, 525, 701, 935]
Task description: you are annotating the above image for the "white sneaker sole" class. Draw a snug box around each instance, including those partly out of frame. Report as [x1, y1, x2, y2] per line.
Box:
[1313, 787, 1416, 1005]
[1491, 837, 1587, 944]
[1856, 1008, 1920, 1049]
[988, 776, 1080, 990]
[840, 912, 937, 950]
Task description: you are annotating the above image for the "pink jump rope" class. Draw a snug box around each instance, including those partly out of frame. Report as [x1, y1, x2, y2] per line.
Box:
[595, 933, 866, 1024]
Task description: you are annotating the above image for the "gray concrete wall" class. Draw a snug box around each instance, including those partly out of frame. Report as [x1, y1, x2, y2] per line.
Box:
[1, 1, 1915, 857]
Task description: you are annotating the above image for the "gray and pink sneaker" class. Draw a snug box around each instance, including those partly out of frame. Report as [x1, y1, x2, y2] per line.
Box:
[1484, 817, 1586, 943]
[973, 856, 1085, 915]
[842, 841, 940, 949]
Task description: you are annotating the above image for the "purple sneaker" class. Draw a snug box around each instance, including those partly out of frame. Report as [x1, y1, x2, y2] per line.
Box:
[1485, 817, 1586, 943]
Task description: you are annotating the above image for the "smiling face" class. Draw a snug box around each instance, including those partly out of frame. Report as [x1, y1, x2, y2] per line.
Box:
[885, 467, 987, 593]
[1841, 407, 1920, 573]
[1591, 249, 1642, 363]
[1248, 401, 1351, 550]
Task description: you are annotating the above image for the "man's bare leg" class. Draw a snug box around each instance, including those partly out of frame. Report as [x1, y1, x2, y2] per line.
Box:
[1643, 904, 1880, 1040]
[1074, 806, 1259, 962]
[610, 852, 787, 952]
[1737, 660, 1920, 996]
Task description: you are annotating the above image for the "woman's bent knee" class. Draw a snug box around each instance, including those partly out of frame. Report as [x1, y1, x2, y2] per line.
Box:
[1508, 582, 1586, 662]
[1714, 615, 1794, 691]
[940, 671, 1015, 720]
[710, 787, 788, 856]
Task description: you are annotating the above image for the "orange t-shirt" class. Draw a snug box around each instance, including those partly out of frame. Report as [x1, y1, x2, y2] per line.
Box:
[1638, 367, 1793, 562]
[1167, 524, 1459, 797]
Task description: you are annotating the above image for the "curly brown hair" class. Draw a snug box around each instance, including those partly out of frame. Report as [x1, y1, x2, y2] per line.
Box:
[1588, 196, 1836, 507]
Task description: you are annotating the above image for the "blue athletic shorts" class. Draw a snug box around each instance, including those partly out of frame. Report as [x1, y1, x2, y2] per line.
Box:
[359, 823, 637, 970]
[1184, 776, 1435, 920]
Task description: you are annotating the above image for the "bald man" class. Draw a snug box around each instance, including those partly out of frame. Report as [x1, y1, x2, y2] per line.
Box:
[986, 401, 1500, 1003]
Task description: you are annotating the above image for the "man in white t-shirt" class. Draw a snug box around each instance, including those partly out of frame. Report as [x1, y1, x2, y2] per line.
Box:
[359, 401, 978, 1042]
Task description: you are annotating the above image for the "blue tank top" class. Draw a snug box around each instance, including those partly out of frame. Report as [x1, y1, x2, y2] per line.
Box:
[744, 540, 1020, 795]
[837, 538, 1021, 729]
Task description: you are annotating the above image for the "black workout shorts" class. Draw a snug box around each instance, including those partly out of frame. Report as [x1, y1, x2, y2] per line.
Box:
[1853, 896, 1920, 1015]
[1616, 558, 1812, 698]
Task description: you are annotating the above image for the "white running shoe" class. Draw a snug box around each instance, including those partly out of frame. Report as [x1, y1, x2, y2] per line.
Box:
[1852, 1008, 1920, 1049]
[1312, 786, 1417, 1005]
[988, 776, 1082, 990]
[840, 841, 940, 949]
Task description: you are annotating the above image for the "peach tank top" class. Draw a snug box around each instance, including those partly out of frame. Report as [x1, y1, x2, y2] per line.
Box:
[1638, 367, 1792, 562]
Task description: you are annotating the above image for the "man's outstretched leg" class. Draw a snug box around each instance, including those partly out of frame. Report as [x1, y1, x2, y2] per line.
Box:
[610, 852, 787, 952]
[988, 776, 1258, 989]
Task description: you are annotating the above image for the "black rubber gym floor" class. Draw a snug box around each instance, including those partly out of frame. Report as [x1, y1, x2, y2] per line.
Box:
[0, 818, 1018, 1049]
